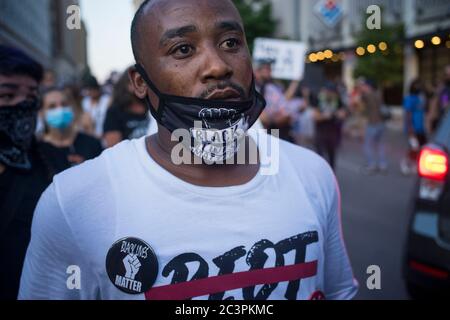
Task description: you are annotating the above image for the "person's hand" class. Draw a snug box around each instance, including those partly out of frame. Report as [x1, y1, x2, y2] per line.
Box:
[259, 110, 271, 128]
[408, 134, 420, 151]
[67, 154, 85, 165]
[337, 109, 347, 120]
[285, 80, 301, 100]
[322, 111, 333, 120]
[123, 254, 141, 280]
[273, 110, 292, 127]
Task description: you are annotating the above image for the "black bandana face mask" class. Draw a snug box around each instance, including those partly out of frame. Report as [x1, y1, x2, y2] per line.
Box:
[135, 64, 266, 162]
[0, 99, 39, 170]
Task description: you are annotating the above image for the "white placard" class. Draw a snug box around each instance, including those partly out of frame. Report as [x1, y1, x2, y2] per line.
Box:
[253, 38, 307, 81]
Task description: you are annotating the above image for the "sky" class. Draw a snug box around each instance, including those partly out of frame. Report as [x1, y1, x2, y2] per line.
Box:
[80, 0, 135, 82]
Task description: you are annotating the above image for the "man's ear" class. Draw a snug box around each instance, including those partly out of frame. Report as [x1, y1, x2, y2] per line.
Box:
[128, 66, 148, 99]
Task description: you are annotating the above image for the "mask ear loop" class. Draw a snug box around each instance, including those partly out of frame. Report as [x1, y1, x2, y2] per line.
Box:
[134, 63, 165, 122]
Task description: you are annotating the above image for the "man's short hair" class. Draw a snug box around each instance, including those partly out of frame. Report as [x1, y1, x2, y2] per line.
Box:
[131, 0, 154, 62]
[83, 75, 100, 89]
[253, 58, 275, 70]
[0, 45, 43, 82]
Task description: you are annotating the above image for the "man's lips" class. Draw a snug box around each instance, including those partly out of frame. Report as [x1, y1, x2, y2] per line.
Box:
[205, 88, 242, 101]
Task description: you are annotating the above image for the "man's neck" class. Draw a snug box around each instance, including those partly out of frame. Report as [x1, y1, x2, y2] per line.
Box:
[146, 127, 260, 187]
[0, 163, 5, 175]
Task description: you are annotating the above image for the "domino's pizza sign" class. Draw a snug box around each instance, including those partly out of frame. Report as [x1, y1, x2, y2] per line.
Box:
[314, 0, 344, 28]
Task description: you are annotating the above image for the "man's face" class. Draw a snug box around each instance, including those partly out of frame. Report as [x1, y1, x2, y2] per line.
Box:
[42, 90, 69, 112]
[0, 74, 39, 107]
[254, 64, 272, 83]
[259, 65, 272, 82]
[132, 0, 253, 105]
[87, 87, 101, 100]
[42, 71, 55, 88]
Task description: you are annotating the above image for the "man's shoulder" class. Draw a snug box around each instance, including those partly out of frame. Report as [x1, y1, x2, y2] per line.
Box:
[270, 136, 338, 218]
[255, 131, 334, 187]
[53, 139, 136, 198]
[277, 136, 333, 176]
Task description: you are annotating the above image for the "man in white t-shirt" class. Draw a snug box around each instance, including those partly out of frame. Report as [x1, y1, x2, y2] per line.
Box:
[18, 0, 358, 300]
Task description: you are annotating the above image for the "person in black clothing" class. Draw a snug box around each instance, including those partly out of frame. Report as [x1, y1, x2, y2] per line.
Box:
[313, 83, 347, 170]
[103, 69, 150, 148]
[0, 45, 52, 299]
[38, 87, 103, 173]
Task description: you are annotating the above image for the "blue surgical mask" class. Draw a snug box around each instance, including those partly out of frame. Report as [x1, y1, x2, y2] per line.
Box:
[45, 106, 74, 130]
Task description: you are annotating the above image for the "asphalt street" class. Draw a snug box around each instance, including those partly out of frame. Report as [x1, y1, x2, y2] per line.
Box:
[335, 126, 416, 300]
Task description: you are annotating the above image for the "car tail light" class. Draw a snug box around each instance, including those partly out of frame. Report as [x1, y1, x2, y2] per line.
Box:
[418, 147, 448, 181]
[409, 260, 449, 280]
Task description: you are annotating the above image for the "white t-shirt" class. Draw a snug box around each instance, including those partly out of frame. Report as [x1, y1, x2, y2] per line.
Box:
[19, 132, 358, 300]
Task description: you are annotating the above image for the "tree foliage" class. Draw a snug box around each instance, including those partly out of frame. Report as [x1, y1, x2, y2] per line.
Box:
[233, 0, 277, 52]
[353, 16, 404, 89]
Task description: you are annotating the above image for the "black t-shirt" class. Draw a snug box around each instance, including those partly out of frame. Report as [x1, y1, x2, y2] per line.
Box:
[103, 106, 150, 140]
[314, 97, 344, 134]
[0, 147, 51, 299]
[38, 133, 103, 174]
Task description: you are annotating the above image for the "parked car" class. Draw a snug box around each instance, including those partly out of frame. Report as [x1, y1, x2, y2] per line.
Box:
[404, 110, 450, 299]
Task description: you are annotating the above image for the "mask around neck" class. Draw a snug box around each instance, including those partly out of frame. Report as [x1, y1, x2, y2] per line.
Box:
[135, 63, 266, 163]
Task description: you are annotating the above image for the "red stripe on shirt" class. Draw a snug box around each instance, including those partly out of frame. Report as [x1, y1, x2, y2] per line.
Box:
[145, 260, 318, 300]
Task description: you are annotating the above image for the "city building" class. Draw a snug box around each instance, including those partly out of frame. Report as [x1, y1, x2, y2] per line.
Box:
[0, 0, 53, 67]
[270, 0, 450, 101]
[0, 0, 89, 84]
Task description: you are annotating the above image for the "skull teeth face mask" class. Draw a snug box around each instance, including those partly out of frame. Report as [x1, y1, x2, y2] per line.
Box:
[0, 98, 39, 170]
[135, 63, 266, 163]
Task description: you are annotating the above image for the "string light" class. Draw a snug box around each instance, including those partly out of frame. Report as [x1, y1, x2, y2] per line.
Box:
[308, 51, 345, 63]
[431, 36, 441, 46]
[317, 51, 325, 60]
[356, 47, 365, 56]
[378, 42, 388, 51]
[414, 40, 424, 49]
[309, 53, 318, 62]
[324, 49, 333, 59]
[367, 44, 376, 53]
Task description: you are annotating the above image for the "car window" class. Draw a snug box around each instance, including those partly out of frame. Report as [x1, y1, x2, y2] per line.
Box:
[434, 110, 450, 151]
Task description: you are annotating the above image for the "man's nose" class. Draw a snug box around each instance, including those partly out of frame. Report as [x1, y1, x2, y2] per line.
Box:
[200, 46, 233, 82]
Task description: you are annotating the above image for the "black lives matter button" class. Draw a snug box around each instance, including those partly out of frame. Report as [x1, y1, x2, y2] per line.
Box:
[106, 237, 158, 294]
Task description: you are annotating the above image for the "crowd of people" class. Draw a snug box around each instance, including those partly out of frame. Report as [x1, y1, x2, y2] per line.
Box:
[400, 66, 450, 175]
[0, 44, 152, 299]
[255, 60, 450, 174]
[0, 38, 448, 299]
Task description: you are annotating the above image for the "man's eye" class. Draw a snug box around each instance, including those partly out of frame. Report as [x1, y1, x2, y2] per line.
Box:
[220, 38, 241, 50]
[172, 45, 194, 58]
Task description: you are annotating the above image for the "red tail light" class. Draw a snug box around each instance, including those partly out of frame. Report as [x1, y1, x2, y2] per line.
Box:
[418, 147, 448, 181]
[409, 260, 449, 279]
